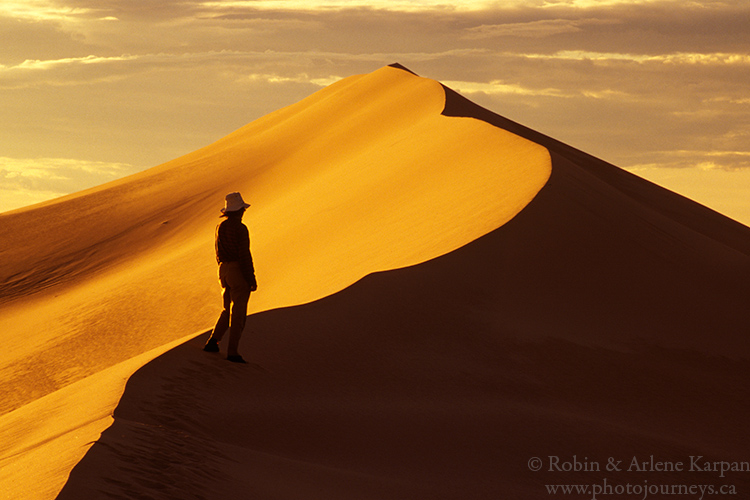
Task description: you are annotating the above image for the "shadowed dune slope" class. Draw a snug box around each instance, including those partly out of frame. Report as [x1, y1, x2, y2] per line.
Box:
[57, 69, 750, 498]
[0, 65, 551, 499]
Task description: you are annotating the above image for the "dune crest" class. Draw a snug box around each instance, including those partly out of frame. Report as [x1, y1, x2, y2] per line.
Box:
[0, 65, 550, 499]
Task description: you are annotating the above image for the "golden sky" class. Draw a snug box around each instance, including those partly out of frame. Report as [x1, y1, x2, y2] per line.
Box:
[1, 0, 749, 223]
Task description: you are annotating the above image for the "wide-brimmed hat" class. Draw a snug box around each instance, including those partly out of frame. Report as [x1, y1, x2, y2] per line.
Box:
[221, 192, 250, 213]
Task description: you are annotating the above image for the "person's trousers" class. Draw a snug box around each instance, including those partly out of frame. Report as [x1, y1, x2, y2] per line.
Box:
[209, 261, 251, 357]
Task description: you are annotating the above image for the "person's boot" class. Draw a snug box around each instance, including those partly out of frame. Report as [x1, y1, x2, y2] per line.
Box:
[203, 339, 220, 353]
[227, 354, 247, 363]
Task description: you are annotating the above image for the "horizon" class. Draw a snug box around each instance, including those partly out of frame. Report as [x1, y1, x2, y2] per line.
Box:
[2, 0, 749, 225]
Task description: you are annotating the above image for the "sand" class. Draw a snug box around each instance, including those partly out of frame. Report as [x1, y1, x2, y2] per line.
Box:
[1, 64, 549, 499]
[2, 64, 749, 499]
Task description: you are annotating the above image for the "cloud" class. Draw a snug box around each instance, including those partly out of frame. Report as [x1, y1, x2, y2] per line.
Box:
[523, 50, 750, 65]
[15, 54, 138, 70]
[0, 48, 489, 89]
[628, 151, 750, 171]
[464, 19, 585, 39]
[0, 53, 154, 89]
[238, 72, 342, 87]
[196, 1, 506, 13]
[443, 79, 569, 97]
[0, 157, 140, 191]
[0, 0, 97, 22]
[0, 157, 142, 213]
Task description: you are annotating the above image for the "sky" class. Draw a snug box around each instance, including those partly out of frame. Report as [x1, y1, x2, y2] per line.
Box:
[1, 0, 749, 224]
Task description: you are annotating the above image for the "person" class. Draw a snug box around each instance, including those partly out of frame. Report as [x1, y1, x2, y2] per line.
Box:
[203, 192, 258, 363]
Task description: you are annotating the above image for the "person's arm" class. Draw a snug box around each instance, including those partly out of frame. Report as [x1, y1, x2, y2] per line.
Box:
[239, 225, 257, 291]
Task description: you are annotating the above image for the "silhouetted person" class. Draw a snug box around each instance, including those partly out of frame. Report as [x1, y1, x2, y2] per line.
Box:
[204, 192, 257, 363]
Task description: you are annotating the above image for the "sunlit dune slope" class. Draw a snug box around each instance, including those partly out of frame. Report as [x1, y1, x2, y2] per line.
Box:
[0, 65, 550, 499]
[58, 70, 750, 500]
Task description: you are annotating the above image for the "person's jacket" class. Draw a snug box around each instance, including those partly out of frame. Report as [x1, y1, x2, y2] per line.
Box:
[215, 216, 257, 288]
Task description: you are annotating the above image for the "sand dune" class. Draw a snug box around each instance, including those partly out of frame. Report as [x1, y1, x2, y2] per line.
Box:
[0, 65, 550, 499]
[2, 63, 749, 499]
